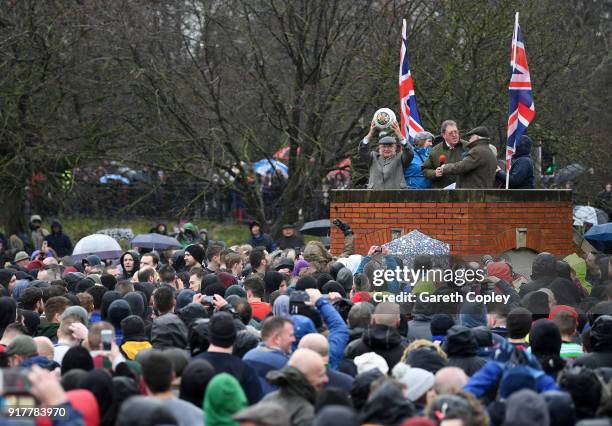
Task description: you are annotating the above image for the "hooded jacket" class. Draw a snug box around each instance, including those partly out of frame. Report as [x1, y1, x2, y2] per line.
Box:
[262, 366, 316, 426]
[344, 324, 406, 370]
[151, 313, 188, 349]
[574, 315, 612, 369]
[443, 326, 486, 376]
[43, 220, 72, 257]
[359, 382, 415, 426]
[496, 135, 535, 189]
[119, 251, 140, 280]
[404, 145, 433, 188]
[519, 253, 558, 297]
[441, 137, 498, 189]
[564, 253, 593, 294]
[204, 373, 247, 426]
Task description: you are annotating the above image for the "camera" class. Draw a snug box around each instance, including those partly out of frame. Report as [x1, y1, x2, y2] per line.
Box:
[202, 296, 214, 305]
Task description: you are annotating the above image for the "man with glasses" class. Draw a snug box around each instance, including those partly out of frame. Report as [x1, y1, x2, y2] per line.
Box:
[421, 120, 466, 188]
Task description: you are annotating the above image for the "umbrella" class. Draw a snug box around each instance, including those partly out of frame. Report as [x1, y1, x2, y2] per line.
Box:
[131, 233, 182, 250]
[573, 205, 609, 226]
[72, 234, 122, 262]
[383, 230, 450, 270]
[554, 163, 587, 184]
[300, 219, 331, 237]
[99, 174, 130, 184]
[584, 223, 612, 253]
[253, 159, 289, 177]
[97, 228, 135, 242]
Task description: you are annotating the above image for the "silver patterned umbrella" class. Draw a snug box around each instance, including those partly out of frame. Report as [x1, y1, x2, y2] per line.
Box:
[383, 230, 450, 269]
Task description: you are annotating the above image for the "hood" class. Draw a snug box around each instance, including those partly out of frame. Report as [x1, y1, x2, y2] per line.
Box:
[590, 314, 612, 352]
[504, 389, 549, 426]
[531, 253, 557, 280]
[315, 406, 359, 426]
[119, 251, 140, 277]
[514, 135, 532, 157]
[362, 324, 403, 350]
[543, 391, 576, 426]
[266, 365, 316, 402]
[405, 347, 447, 374]
[351, 369, 384, 410]
[123, 292, 145, 318]
[100, 291, 121, 320]
[151, 313, 189, 349]
[177, 302, 208, 328]
[116, 396, 177, 426]
[360, 382, 415, 426]
[121, 315, 147, 341]
[107, 299, 132, 329]
[336, 267, 353, 291]
[204, 373, 247, 425]
[50, 219, 63, 233]
[548, 277, 581, 306]
[529, 319, 562, 357]
[563, 253, 591, 289]
[443, 325, 479, 357]
[66, 390, 100, 426]
[0, 269, 15, 289]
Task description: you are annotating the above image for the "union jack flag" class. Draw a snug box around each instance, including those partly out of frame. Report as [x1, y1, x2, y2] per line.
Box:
[506, 14, 535, 179]
[399, 19, 423, 142]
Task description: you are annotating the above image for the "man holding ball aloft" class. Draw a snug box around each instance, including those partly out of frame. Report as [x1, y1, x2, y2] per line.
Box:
[358, 108, 414, 190]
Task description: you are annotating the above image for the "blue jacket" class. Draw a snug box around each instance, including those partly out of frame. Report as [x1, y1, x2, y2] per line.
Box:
[243, 344, 290, 395]
[247, 233, 277, 252]
[496, 136, 534, 189]
[316, 297, 349, 370]
[464, 359, 558, 398]
[404, 146, 432, 188]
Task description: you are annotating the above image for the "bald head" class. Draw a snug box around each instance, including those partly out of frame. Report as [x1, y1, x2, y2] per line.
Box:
[433, 367, 468, 395]
[373, 302, 400, 328]
[288, 348, 328, 390]
[298, 333, 329, 363]
[33, 336, 54, 361]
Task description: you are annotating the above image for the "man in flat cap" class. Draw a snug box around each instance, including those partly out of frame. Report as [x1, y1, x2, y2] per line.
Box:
[358, 119, 413, 189]
[435, 126, 498, 189]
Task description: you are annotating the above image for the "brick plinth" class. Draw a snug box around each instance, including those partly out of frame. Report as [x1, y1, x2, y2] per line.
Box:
[330, 189, 574, 258]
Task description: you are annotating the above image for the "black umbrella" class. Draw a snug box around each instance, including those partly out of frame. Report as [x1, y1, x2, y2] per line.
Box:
[300, 219, 331, 237]
[130, 233, 182, 250]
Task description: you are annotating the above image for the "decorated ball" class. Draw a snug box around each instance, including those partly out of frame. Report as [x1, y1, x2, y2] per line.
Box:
[373, 108, 397, 129]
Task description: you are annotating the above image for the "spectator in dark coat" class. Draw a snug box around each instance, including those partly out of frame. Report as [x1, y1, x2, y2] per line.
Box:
[496, 135, 535, 189]
[247, 221, 276, 252]
[43, 220, 72, 257]
[519, 253, 558, 297]
[344, 302, 406, 370]
[574, 315, 612, 369]
[442, 326, 486, 376]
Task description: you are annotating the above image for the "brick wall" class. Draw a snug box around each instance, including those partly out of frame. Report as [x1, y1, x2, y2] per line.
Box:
[330, 190, 574, 259]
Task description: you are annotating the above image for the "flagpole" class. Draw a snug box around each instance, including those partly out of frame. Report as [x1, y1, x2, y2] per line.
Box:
[506, 12, 519, 190]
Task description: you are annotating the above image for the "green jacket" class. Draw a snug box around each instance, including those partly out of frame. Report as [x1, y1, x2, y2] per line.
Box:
[564, 253, 592, 294]
[442, 138, 497, 189]
[421, 140, 467, 188]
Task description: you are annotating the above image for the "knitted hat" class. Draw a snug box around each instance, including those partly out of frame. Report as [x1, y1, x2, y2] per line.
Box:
[208, 311, 237, 348]
[391, 364, 434, 402]
[184, 244, 205, 265]
[354, 352, 389, 375]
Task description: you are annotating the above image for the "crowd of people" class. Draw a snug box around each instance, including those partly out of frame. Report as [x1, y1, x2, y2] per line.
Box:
[359, 119, 535, 190]
[1, 218, 612, 426]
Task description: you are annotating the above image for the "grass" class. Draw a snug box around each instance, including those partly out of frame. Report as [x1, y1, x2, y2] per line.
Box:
[53, 218, 251, 248]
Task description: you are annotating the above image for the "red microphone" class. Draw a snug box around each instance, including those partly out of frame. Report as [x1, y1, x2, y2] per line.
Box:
[439, 154, 446, 166]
